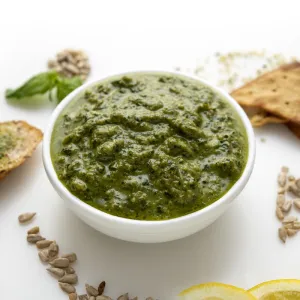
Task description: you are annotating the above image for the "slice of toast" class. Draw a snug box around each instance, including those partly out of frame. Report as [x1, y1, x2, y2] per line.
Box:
[0, 121, 43, 179]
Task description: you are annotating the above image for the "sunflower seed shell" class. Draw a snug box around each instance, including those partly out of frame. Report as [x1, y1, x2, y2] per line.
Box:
[276, 206, 284, 220]
[117, 293, 129, 300]
[282, 216, 298, 224]
[293, 221, 300, 229]
[62, 252, 77, 263]
[69, 293, 77, 300]
[27, 226, 39, 234]
[96, 296, 112, 300]
[36, 240, 53, 249]
[47, 267, 65, 278]
[287, 229, 298, 236]
[86, 284, 99, 296]
[18, 212, 36, 223]
[278, 173, 287, 187]
[294, 199, 300, 209]
[65, 266, 76, 274]
[48, 241, 59, 258]
[59, 282, 76, 294]
[38, 249, 49, 262]
[98, 281, 106, 295]
[276, 194, 285, 207]
[27, 234, 45, 243]
[50, 258, 69, 268]
[282, 200, 292, 212]
[59, 274, 78, 284]
[289, 183, 300, 196]
[279, 227, 287, 243]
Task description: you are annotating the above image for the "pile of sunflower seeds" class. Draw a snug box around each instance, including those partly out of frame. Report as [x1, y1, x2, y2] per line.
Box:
[18, 213, 154, 299]
[48, 49, 91, 80]
[276, 167, 300, 243]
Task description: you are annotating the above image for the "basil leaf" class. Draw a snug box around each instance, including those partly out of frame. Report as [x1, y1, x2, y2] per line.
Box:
[56, 76, 83, 102]
[5, 71, 58, 99]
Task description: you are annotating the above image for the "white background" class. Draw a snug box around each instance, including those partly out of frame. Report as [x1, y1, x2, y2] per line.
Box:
[1, 0, 300, 299]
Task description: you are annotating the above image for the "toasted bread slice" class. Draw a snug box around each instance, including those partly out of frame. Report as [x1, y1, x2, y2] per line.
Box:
[0, 121, 43, 179]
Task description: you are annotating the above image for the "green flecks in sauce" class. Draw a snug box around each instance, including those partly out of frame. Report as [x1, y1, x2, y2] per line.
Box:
[0, 131, 16, 160]
[51, 73, 248, 220]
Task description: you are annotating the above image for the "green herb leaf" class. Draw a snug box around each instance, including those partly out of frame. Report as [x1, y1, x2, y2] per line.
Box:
[5, 71, 58, 99]
[56, 76, 83, 102]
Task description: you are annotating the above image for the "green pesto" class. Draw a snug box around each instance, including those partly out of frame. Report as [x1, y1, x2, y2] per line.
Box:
[0, 131, 16, 160]
[51, 73, 248, 220]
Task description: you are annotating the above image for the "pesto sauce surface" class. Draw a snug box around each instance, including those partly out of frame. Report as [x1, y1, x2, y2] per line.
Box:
[51, 73, 248, 220]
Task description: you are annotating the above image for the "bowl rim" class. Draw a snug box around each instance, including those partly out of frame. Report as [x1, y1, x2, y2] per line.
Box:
[43, 70, 256, 227]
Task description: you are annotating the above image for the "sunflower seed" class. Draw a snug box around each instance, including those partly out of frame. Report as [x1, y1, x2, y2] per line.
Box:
[48, 59, 58, 68]
[48, 241, 59, 258]
[86, 284, 99, 296]
[296, 178, 300, 189]
[278, 172, 287, 187]
[282, 166, 289, 173]
[50, 257, 69, 268]
[96, 296, 112, 300]
[36, 240, 53, 249]
[117, 293, 129, 300]
[98, 281, 106, 295]
[78, 295, 88, 300]
[47, 267, 65, 278]
[287, 229, 298, 236]
[282, 200, 292, 212]
[289, 183, 300, 196]
[284, 223, 294, 229]
[59, 282, 76, 294]
[38, 249, 49, 262]
[62, 252, 77, 263]
[279, 227, 287, 243]
[276, 206, 284, 220]
[27, 234, 45, 243]
[278, 187, 285, 194]
[69, 293, 77, 300]
[27, 226, 39, 234]
[288, 175, 295, 181]
[282, 216, 298, 224]
[59, 274, 78, 284]
[294, 199, 300, 209]
[90, 297, 96, 300]
[65, 266, 75, 274]
[64, 63, 80, 75]
[18, 212, 36, 223]
[48, 49, 90, 79]
[276, 194, 285, 207]
[293, 221, 300, 229]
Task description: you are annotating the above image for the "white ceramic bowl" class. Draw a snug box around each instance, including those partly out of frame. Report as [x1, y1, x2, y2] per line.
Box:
[43, 71, 255, 243]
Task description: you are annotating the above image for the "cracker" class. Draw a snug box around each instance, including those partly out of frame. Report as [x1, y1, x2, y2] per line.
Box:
[231, 62, 300, 124]
[250, 111, 287, 127]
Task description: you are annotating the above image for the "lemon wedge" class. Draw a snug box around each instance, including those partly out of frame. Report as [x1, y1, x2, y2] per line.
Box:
[179, 282, 256, 299]
[249, 279, 300, 299]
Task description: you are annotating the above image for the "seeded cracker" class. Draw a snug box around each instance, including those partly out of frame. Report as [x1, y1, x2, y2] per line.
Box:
[0, 121, 42, 180]
[231, 62, 300, 121]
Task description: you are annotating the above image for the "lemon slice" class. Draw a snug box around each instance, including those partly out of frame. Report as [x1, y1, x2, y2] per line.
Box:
[179, 282, 256, 299]
[249, 279, 300, 299]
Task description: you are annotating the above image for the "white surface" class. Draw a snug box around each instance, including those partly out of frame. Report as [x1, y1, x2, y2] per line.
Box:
[43, 72, 255, 243]
[1, 0, 300, 298]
